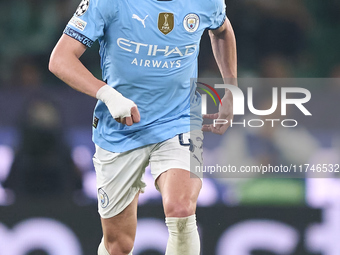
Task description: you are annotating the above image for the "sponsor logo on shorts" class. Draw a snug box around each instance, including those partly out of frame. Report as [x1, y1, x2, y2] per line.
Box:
[98, 188, 109, 208]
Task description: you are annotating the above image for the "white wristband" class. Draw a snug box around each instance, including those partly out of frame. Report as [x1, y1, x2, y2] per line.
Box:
[96, 85, 136, 119]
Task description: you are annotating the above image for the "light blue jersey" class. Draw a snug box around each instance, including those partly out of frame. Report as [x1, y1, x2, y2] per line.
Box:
[65, 0, 226, 153]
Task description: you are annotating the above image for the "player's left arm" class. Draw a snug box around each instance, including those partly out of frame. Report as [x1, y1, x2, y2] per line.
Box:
[202, 17, 237, 135]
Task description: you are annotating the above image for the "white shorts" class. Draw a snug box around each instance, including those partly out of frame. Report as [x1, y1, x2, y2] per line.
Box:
[92, 130, 203, 218]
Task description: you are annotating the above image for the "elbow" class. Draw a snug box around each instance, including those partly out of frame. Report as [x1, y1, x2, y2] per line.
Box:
[48, 53, 61, 77]
[48, 54, 57, 75]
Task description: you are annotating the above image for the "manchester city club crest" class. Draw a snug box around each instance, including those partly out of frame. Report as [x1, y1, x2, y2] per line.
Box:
[183, 13, 200, 33]
[98, 188, 109, 208]
[158, 12, 174, 35]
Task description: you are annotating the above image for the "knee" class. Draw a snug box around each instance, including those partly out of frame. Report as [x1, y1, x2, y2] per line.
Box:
[106, 237, 134, 255]
[163, 197, 197, 218]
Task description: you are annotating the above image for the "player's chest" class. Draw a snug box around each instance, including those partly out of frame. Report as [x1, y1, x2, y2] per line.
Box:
[112, 0, 209, 43]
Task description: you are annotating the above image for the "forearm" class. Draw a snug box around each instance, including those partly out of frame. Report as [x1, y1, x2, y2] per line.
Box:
[49, 35, 140, 125]
[50, 54, 105, 98]
[209, 18, 237, 83]
[49, 35, 105, 98]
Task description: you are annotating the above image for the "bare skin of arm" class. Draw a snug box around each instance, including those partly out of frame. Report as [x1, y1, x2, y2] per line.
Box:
[202, 18, 237, 135]
[49, 34, 105, 97]
[49, 35, 140, 126]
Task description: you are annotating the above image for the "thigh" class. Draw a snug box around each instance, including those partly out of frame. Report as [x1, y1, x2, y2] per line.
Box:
[157, 168, 202, 217]
[151, 130, 203, 217]
[101, 192, 139, 249]
[93, 144, 150, 219]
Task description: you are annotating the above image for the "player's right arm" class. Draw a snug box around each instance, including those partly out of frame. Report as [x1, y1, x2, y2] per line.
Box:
[49, 34, 103, 98]
[49, 35, 140, 126]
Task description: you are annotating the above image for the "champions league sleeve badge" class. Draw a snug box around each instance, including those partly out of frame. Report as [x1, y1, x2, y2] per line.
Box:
[75, 0, 90, 17]
[183, 13, 200, 33]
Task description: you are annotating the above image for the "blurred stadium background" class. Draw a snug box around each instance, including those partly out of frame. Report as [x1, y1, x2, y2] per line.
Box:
[1, 0, 340, 254]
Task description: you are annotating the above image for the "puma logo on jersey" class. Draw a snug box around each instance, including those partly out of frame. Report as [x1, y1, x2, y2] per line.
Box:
[132, 14, 148, 28]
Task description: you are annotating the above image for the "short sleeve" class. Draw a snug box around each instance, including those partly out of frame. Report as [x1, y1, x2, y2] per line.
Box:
[208, 0, 226, 30]
[64, 0, 117, 47]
